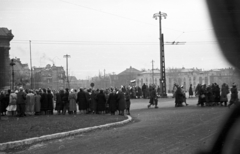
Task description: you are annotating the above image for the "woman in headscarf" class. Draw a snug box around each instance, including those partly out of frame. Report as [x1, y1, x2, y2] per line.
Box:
[6, 90, 17, 116]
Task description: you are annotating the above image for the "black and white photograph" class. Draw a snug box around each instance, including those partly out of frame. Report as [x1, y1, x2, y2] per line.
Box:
[1, 0, 240, 153]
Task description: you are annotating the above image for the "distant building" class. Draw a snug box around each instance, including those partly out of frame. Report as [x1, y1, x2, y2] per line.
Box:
[136, 68, 239, 93]
[0, 28, 14, 90]
[34, 64, 66, 90]
[12, 58, 30, 89]
[114, 66, 141, 88]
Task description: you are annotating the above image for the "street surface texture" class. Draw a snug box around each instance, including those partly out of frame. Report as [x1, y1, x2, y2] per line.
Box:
[13, 97, 231, 154]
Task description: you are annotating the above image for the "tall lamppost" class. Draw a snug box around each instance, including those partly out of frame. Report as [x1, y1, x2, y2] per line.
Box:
[153, 11, 167, 97]
[29, 40, 33, 89]
[10, 59, 15, 90]
[63, 54, 70, 89]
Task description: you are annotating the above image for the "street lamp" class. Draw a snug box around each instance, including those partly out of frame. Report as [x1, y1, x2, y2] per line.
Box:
[153, 11, 167, 97]
[10, 59, 15, 90]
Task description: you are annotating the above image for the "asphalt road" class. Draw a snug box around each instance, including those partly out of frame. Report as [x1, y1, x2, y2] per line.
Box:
[14, 97, 231, 154]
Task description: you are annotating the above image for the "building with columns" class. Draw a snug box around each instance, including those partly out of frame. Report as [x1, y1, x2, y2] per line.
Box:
[136, 68, 238, 93]
[0, 28, 14, 90]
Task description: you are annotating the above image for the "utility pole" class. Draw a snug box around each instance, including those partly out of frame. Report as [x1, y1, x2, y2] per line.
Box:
[63, 54, 70, 89]
[29, 40, 33, 89]
[151, 60, 154, 85]
[153, 11, 167, 97]
[104, 69, 107, 89]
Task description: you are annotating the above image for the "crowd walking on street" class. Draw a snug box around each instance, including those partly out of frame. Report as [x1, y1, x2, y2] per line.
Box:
[173, 82, 239, 108]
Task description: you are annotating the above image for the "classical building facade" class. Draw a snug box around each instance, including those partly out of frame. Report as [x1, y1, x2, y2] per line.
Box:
[136, 68, 238, 93]
[0, 28, 14, 90]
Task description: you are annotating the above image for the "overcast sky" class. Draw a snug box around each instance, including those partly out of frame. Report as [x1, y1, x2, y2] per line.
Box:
[1, 0, 232, 79]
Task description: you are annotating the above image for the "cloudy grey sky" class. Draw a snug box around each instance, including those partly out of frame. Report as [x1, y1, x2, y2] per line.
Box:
[1, 0, 232, 79]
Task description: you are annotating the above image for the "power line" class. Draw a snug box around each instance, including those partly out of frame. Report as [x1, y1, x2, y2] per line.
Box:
[59, 0, 184, 32]
[11, 40, 219, 45]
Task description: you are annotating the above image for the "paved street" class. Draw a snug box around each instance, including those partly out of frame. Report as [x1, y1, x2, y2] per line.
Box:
[14, 98, 231, 154]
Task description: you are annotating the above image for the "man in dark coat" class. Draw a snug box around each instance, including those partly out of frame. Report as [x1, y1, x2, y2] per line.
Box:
[77, 88, 88, 113]
[40, 89, 48, 115]
[97, 90, 106, 114]
[107, 89, 117, 115]
[16, 87, 26, 117]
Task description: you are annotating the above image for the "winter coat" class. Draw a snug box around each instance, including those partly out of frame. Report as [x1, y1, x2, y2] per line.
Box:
[220, 85, 229, 102]
[117, 91, 126, 111]
[55, 92, 64, 110]
[34, 94, 41, 112]
[107, 93, 117, 112]
[68, 92, 77, 111]
[97, 92, 106, 112]
[230, 87, 238, 103]
[77, 90, 88, 111]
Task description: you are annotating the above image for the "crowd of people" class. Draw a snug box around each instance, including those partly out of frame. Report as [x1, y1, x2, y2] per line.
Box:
[1, 82, 238, 117]
[173, 83, 239, 108]
[0, 86, 133, 118]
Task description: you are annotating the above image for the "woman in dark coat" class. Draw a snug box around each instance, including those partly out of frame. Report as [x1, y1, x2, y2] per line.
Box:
[40, 89, 48, 115]
[47, 89, 54, 115]
[77, 88, 88, 113]
[97, 90, 106, 114]
[117, 89, 126, 116]
[107, 89, 117, 115]
[55, 90, 64, 114]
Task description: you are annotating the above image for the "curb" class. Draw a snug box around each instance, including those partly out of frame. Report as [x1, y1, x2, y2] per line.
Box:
[0, 115, 132, 151]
